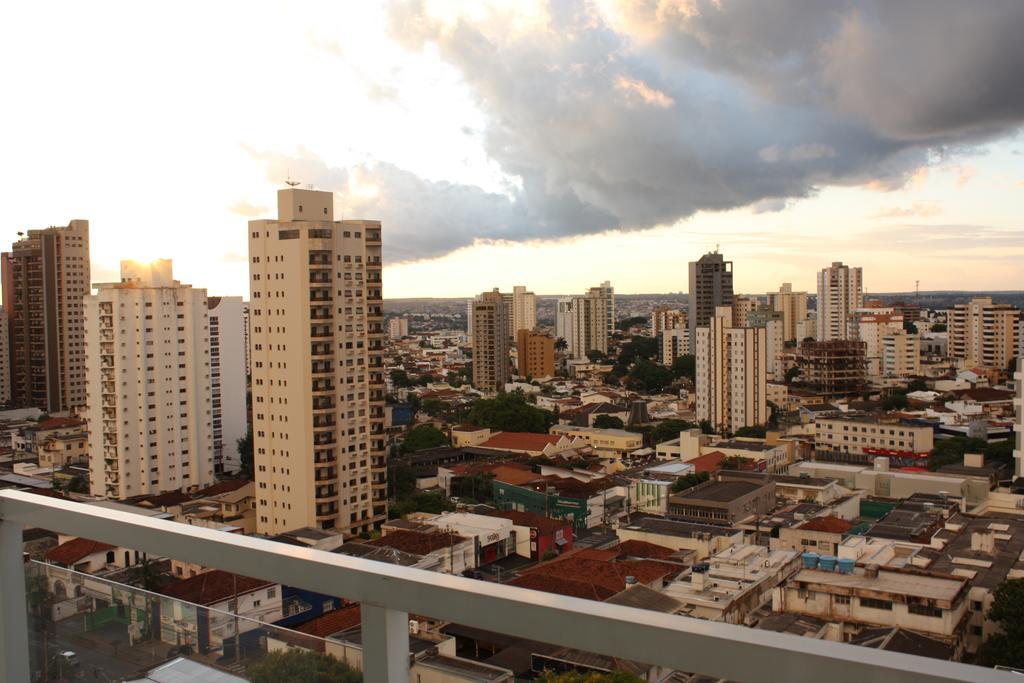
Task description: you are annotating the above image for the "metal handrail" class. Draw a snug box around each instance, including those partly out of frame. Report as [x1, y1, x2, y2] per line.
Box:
[0, 489, 1014, 683]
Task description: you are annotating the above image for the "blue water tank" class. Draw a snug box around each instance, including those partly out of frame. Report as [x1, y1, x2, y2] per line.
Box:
[802, 552, 819, 569]
[838, 558, 855, 575]
[819, 555, 838, 571]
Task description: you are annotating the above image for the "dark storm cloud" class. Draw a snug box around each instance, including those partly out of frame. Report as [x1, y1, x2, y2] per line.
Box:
[266, 1, 1024, 261]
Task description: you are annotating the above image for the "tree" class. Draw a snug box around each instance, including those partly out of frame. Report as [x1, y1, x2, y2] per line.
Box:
[388, 492, 456, 519]
[627, 359, 673, 393]
[977, 578, 1024, 669]
[415, 373, 436, 386]
[586, 349, 609, 364]
[401, 424, 447, 454]
[389, 463, 417, 499]
[720, 455, 747, 470]
[618, 336, 658, 365]
[456, 473, 495, 503]
[554, 337, 569, 352]
[420, 398, 449, 418]
[699, 419, 715, 435]
[931, 322, 947, 332]
[593, 415, 625, 429]
[467, 391, 554, 433]
[784, 367, 802, 384]
[64, 475, 88, 493]
[906, 378, 928, 392]
[927, 436, 988, 471]
[672, 471, 709, 492]
[882, 393, 909, 411]
[734, 425, 767, 439]
[615, 315, 648, 331]
[390, 369, 412, 388]
[248, 650, 362, 683]
[648, 419, 697, 445]
[670, 354, 696, 381]
[236, 426, 254, 478]
[903, 321, 918, 334]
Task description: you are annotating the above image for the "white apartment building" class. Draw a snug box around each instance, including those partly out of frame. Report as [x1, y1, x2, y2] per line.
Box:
[509, 285, 536, 337]
[472, 289, 511, 393]
[388, 317, 409, 340]
[882, 331, 921, 378]
[696, 306, 767, 433]
[0, 306, 9, 404]
[555, 298, 574, 352]
[815, 416, 934, 457]
[242, 302, 251, 377]
[207, 295, 247, 475]
[948, 297, 1020, 371]
[566, 286, 609, 358]
[816, 262, 863, 342]
[767, 283, 809, 343]
[85, 260, 214, 499]
[856, 309, 904, 379]
[599, 280, 615, 338]
[248, 188, 386, 536]
[661, 327, 690, 366]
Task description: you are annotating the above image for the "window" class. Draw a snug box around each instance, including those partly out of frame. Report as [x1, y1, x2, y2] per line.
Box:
[834, 595, 851, 605]
[860, 598, 892, 611]
[908, 603, 943, 618]
[267, 587, 276, 599]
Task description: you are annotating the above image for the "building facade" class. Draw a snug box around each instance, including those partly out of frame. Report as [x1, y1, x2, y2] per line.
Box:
[767, 283, 809, 343]
[856, 310, 904, 379]
[248, 188, 387, 535]
[509, 285, 536, 337]
[815, 416, 934, 457]
[948, 297, 1019, 371]
[660, 327, 689, 366]
[816, 262, 863, 342]
[568, 286, 609, 358]
[516, 329, 554, 378]
[688, 251, 734, 351]
[696, 306, 767, 433]
[882, 331, 921, 378]
[387, 317, 409, 340]
[650, 306, 685, 338]
[2, 220, 90, 412]
[0, 307, 9, 405]
[207, 295, 248, 475]
[85, 260, 214, 499]
[472, 289, 511, 393]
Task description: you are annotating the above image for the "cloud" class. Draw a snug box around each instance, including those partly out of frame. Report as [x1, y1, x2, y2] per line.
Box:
[271, 1, 1024, 262]
[872, 201, 942, 219]
[229, 200, 269, 218]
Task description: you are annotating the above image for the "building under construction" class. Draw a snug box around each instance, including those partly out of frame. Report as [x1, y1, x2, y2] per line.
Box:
[796, 340, 868, 398]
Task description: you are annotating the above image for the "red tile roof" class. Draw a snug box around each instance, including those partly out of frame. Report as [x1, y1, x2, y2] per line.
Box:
[295, 604, 361, 638]
[194, 479, 251, 497]
[46, 538, 116, 565]
[160, 570, 274, 605]
[33, 417, 86, 431]
[488, 510, 572, 535]
[514, 552, 681, 601]
[615, 540, 676, 560]
[686, 451, 757, 473]
[797, 515, 854, 534]
[369, 530, 467, 556]
[478, 432, 561, 452]
[509, 573, 617, 601]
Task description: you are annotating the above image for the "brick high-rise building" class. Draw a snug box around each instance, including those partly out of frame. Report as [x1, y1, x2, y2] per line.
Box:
[516, 330, 554, 379]
[248, 188, 387, 536]
[2, 220, 90, 412]
[472, 289, 510, 393]
[84, 260, 214, 498]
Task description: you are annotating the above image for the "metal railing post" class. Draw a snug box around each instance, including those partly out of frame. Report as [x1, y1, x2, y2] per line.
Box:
[0, 517, 31, 683]
[361, 604, 409, 682]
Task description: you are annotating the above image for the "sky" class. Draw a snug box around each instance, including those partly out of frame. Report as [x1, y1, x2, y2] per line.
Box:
[1, 0, 1022, 298]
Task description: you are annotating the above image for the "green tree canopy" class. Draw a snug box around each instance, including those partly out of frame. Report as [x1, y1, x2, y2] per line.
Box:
[618, 336, 658, 365]
[734, 425, 767, 439]
[466, 391, 555, 433]
[784, 367, 802, 384]
[390, 369, 412, 387]
[593, 414, 625, 429]
[977, 578, 1024, 669]
[882, 393, 909, 411]
[672, 471, 709, 492]
[401, 424, 448, 454]
[389, 492, 456, 519]
[615, 316, 648, 331]
[389, 463, 417, 499]
[927, 437, 988, 471]
[554, 337, 569, 351]
[236, 426, 253, 478]
[647, 419, 697, 445]
[626, 358, 673, 393]
[248, 650, 362, 683]
[670, 354, 695, 381]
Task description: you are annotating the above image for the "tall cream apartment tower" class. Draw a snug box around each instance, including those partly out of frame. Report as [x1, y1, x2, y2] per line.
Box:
[767, 283, 808, 343]
[248, 189, 386, 536]
[508, 285, 537, 337]
[882, 331, 921, 378]
[650, 307, 685, 338]
[85, 260, 214, 499]
[1013, 358, 1022, 478]
[696, 306, 767, 433]
[207, 296, 248, 475]
[816, 262, 863, 342]
[569, 285, 609, 358]
[2, 220, 90, 412]
[472, 289, 510, 393]
[856, 309, 904, 379]
[948, 297, 1020, 371]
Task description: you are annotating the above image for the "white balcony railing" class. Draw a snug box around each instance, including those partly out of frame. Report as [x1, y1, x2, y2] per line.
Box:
[0, 489, 1018, 683]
